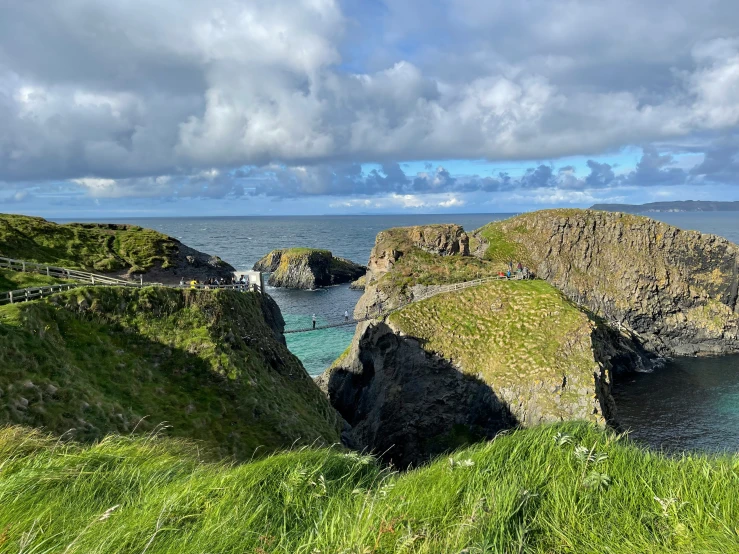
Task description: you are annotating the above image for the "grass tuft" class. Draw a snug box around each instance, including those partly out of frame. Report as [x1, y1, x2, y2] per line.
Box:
[0, 423, 737, 553]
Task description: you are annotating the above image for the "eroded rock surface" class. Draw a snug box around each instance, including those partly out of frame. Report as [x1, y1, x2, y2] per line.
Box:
[253, 249, 365, 289]
[321, 279, 651, 467]
[475, 209, 739, 355]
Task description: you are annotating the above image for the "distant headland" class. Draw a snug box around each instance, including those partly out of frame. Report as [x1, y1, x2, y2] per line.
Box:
[591, 200, 739, 213]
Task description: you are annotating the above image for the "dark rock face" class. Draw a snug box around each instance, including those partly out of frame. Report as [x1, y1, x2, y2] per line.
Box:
[320, 322, 516, 468]
[475, 210, 739, 356]
[253, 249, 365, 290]
[319, 316, 651, 468]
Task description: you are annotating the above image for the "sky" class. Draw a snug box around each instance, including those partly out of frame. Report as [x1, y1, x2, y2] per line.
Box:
[2, 0, 739, 217]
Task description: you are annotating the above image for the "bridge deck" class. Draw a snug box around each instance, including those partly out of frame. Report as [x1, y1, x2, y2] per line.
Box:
[283, 317, 375, 334]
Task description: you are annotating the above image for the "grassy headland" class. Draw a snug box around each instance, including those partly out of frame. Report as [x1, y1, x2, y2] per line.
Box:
[388, 280, 604, 423]
[0, 286, 341, 458]
[0, 213, 178, 273]
[0, 422, 737, 553]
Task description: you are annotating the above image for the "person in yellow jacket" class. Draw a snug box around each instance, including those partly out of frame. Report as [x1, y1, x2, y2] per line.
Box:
[190, 279, 198, 290]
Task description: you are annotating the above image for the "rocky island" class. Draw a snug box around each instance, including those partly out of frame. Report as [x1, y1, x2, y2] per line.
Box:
[253, 247, 365, 289]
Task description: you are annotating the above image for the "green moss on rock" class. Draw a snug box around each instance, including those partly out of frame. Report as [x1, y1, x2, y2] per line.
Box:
[474, 209, 739, 355]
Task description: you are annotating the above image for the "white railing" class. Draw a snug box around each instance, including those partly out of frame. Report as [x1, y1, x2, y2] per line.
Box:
[1, 284, 81, 305]
[0, 256, 265, 305]
[0, 256, 135, 287]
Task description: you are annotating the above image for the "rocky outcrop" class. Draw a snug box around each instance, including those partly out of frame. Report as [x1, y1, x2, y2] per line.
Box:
[349, 275, 366, 290]
[143, 240, 234, 285]
[320, 279, 653, 468]
[354, 224, 470, 318]
[0, 214, 235, 285]
[0, 286, 342, 459]
[317, 210, 739, 466]
[253, 248, 365, 289]
[474, 209, 739, 356]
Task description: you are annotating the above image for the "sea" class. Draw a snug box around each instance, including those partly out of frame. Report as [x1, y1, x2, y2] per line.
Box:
[68, 212, 739, 454]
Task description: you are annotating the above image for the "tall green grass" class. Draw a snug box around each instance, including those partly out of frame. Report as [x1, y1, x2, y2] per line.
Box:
[1, 423, 737, 553]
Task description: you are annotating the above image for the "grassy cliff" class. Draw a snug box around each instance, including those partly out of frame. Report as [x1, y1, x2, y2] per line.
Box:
[474, 209, 739, 355]
[0, 213, 178, 273]
[1, 423, 737, 553]
[388, 280, 612, 425]
[0, 286, 341, 458]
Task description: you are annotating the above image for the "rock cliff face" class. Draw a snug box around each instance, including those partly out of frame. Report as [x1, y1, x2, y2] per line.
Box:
[321, 280, 650, 468]
[253, 248, 365, 289]
[475, 209, 739, 356]
[354, 224, 472, 318]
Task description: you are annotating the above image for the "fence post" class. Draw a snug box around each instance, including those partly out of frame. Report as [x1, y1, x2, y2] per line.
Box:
[91, 275, 95, 285]
[46, 266, 50, 277]
[22, 262, 26, 272]
[140, 275, 143, 286]
[9, 291, 13, 304]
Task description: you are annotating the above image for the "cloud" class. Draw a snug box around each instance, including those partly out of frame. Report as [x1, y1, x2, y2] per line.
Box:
[2, 0, 739, 192]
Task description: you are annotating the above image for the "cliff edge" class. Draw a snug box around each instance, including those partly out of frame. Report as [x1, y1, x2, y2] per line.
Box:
[0, 213, 234, 284]
[0, 286, 342, 458]
[474, 209, 739, 356]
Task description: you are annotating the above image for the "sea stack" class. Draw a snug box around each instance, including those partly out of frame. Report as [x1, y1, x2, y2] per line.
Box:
[253, 248, 365, 289]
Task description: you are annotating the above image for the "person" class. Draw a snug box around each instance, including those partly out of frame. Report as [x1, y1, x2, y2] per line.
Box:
[344, 310, 349, 322]
[498, 271, 505, 278]
[312, 314, 317, 329]
[179, 277, 185, 287]
[509, 261, 513, 272]
[506, 269, 511, 279]
[190, 278, 198, 290]
[517, 262, 523, 272]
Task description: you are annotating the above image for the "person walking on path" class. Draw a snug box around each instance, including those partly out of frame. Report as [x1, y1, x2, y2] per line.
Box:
[190, 278, 198, 290]
[344, 310, 349, 322]
[312, 314, 317, 329]
[179, 277, 185, 287]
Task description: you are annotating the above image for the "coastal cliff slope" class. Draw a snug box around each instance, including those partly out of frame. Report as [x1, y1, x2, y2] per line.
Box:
[475, 209, 739, 355]
[322, 279, 647, 467]
[0, 286, 342, 458]
[353, 223, 491, 318]
[320, 222, 651, 466]
[0, 213, 234, 284]
[254, 248, 365, 289]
